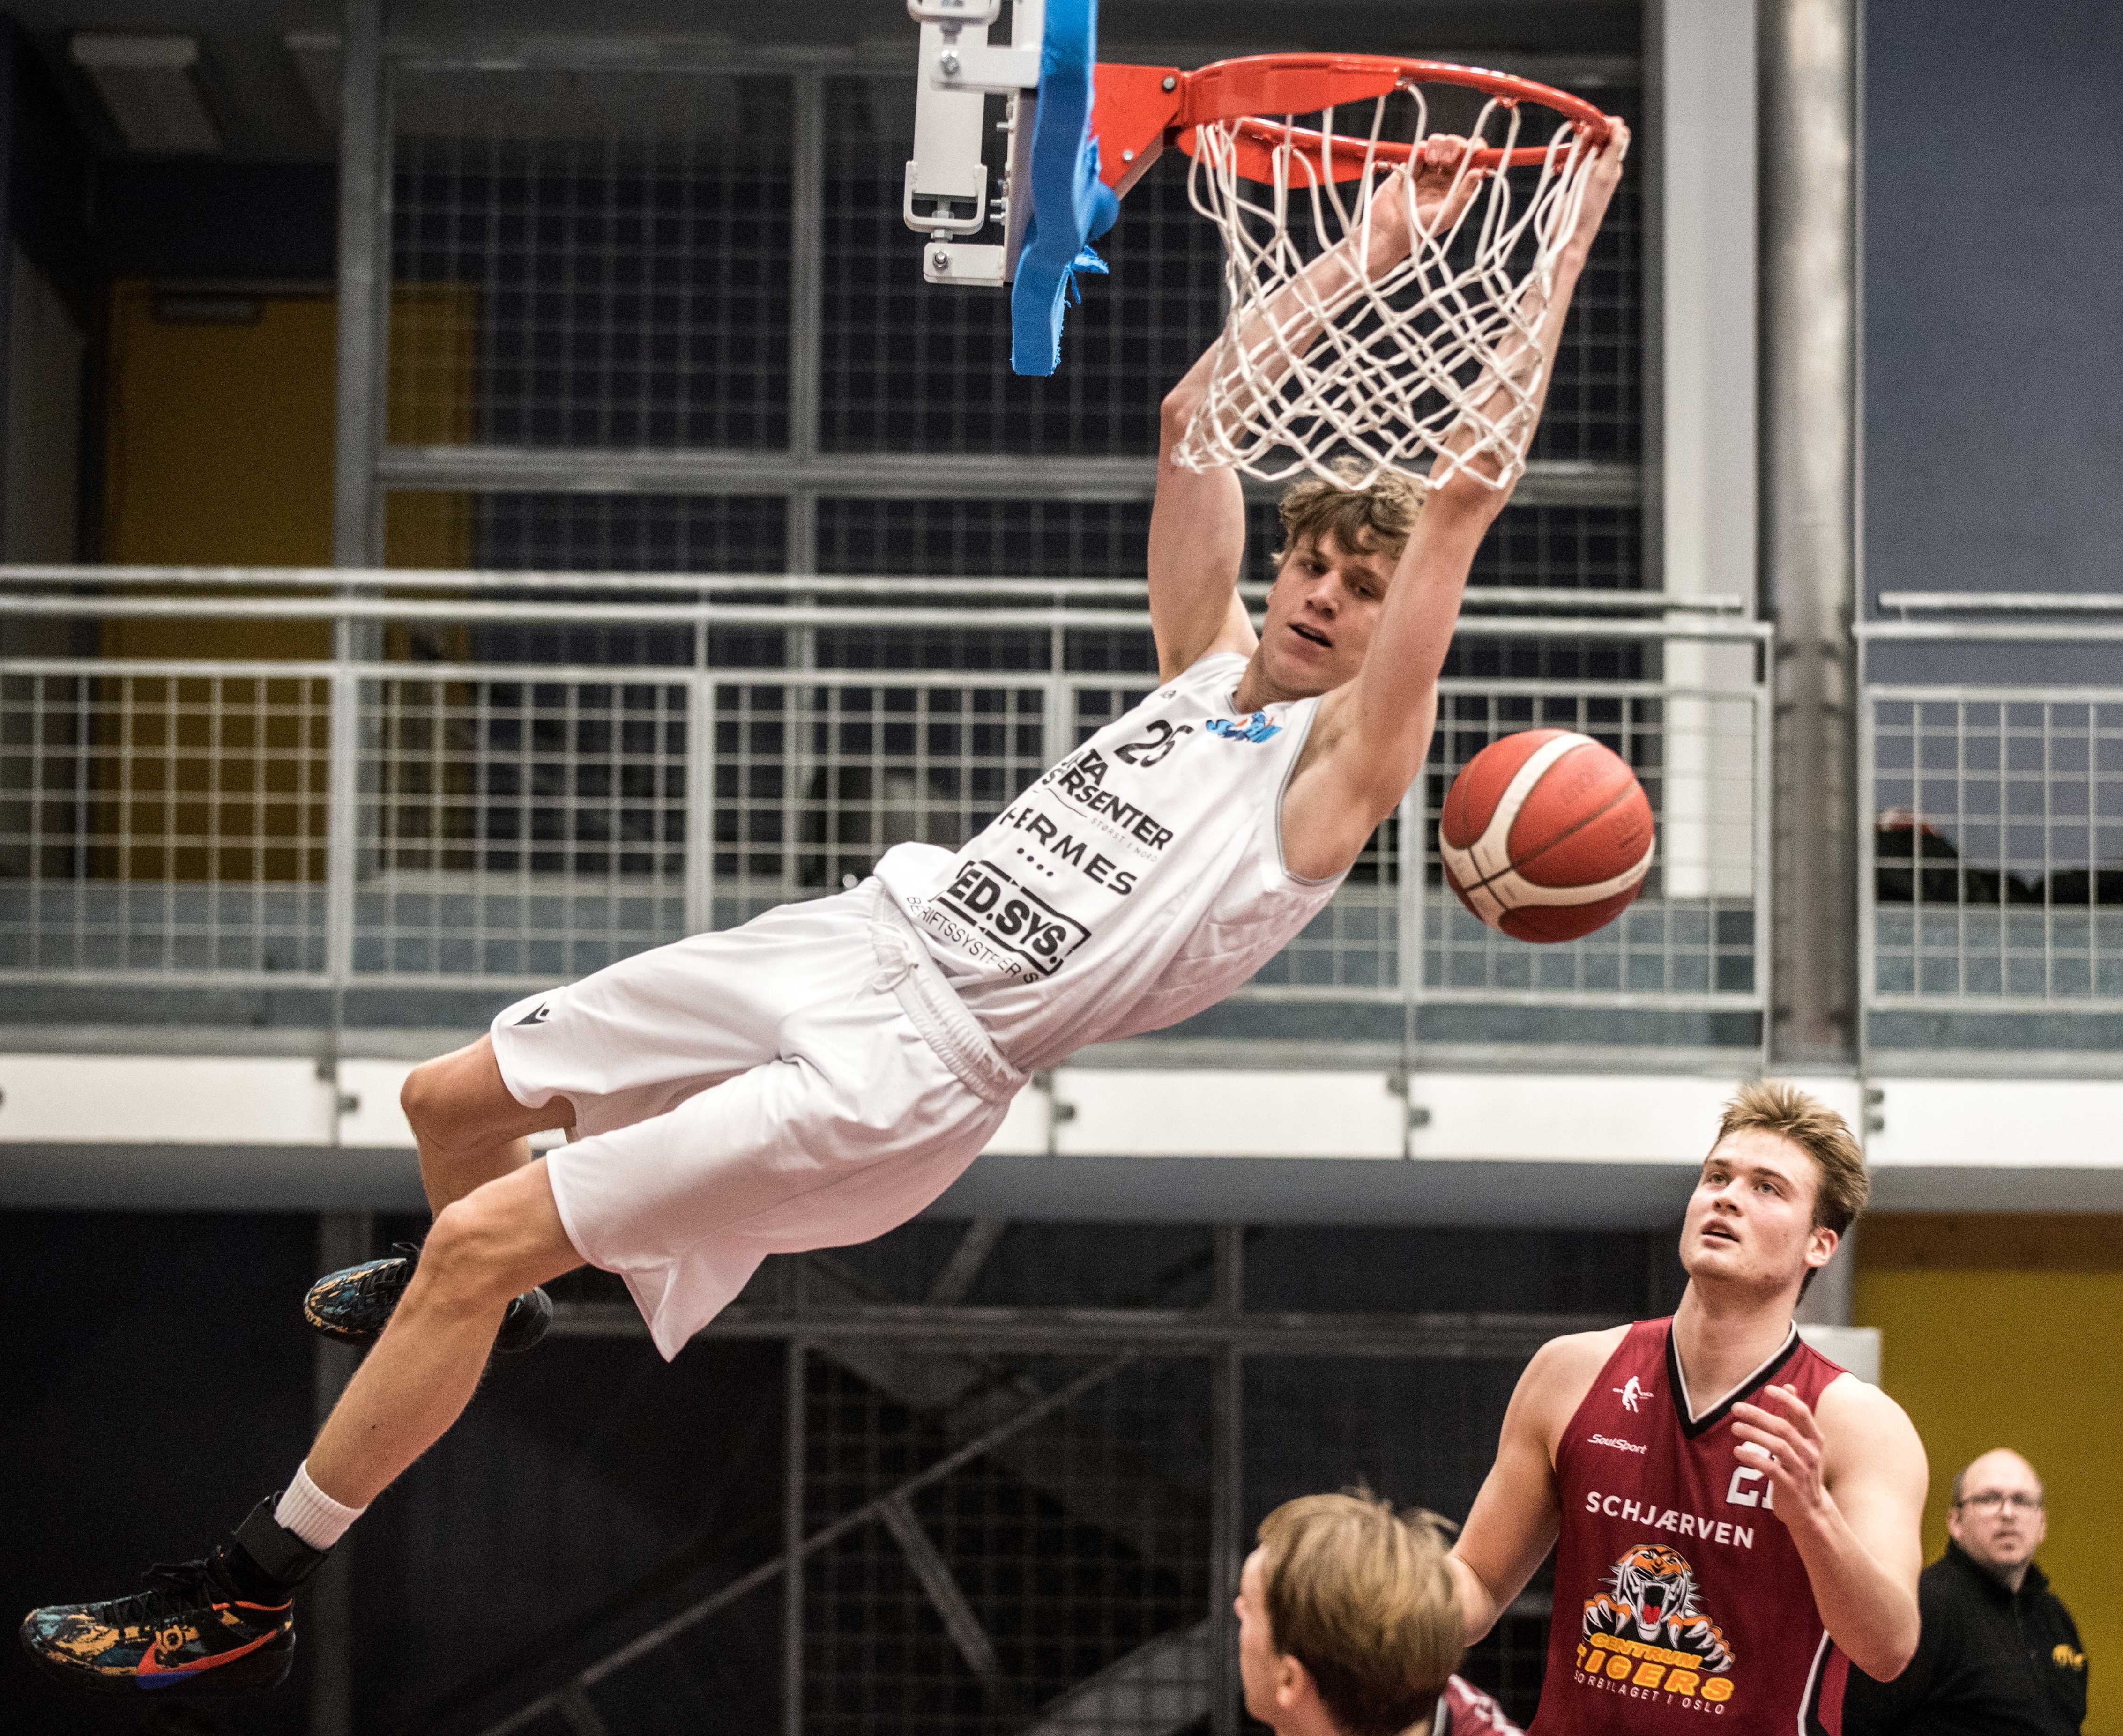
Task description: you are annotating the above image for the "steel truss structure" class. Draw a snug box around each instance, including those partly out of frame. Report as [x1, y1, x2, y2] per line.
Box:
[455, 1229, 1604, 1736]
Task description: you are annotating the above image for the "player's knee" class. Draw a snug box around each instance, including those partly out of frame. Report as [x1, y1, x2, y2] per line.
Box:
[416, 1192, 530, 1312]
[401, 1053, 494, 1154]
[400, 1058, 454, 1144]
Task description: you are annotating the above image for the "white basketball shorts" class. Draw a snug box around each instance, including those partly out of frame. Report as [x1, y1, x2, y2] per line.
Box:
[489, 882, 1026, 1358]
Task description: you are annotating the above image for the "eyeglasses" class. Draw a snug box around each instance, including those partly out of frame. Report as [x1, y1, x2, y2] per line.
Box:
[1956, 1491, 2042, 1514]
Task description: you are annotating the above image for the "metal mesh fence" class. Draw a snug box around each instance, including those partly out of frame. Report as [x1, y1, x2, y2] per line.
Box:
[0, 668, 330, 973]
[2, 632, 1766, 1017]
[812, 501, 1642, 594]
[713, 676, 1050, 927]
[1470, 506, 1643, 592]
[358, 673, 689, 978]
[818, 499, 1156, 580]
[822, 77, 1225, 456]
[385, 492, 791, 578]
[804, 1352, 1215, 1736]
[1869, 692, 2123, 1006]
[390, 66, 795, 450]
[1526, 95, 1642, 466]
[380, 59, 1638, 473]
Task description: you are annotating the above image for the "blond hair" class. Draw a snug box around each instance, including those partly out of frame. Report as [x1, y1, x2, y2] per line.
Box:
[1256, 1491, 1461, 1736]
[1712, 1080, 1870, 1236]
[1273, 456, 1424, 569]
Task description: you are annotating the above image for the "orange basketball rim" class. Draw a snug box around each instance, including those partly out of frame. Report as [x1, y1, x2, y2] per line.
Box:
[1088, 54, 1618, 198]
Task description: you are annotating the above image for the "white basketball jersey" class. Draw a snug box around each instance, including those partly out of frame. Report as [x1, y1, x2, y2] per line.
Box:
[875, 652, 1347, 1072]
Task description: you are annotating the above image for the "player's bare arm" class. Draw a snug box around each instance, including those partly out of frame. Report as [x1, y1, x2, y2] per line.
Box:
[1728, 1374, 1927, 1680]
[1279, 122, 1631, 881]
[1145, 134, 1490, 682]
[1448, 1326, 1629, 1643]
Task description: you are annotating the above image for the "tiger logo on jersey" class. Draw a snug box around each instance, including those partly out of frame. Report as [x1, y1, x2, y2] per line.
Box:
[1582, 1544, 1735, 1671]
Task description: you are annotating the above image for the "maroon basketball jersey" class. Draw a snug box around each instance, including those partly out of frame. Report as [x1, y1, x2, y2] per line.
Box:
[1531, 1319, 1853, 1735]
[1440, 1672, 1526, 1735]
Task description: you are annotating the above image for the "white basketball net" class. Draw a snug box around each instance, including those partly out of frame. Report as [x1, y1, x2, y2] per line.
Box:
[1173, 81, 1603, 492]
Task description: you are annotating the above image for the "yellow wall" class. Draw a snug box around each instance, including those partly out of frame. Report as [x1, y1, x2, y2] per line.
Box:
[104, 283, 337, 661]
[1858, 1218, 2123, 1734]
[103, 279, 476, 608]
[94, 282, 477, 878]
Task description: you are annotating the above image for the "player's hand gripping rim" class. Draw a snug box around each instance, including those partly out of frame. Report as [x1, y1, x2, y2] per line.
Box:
[1359, 134, 1484, 275]
[1729, 1383, 1832, 1528]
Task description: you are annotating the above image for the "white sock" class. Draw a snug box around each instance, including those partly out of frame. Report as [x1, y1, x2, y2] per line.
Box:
[274, 1461, 366, 1551]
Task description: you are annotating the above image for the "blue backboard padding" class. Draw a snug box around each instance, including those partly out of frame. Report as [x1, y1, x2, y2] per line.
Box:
[1009, 0, 1118, 377]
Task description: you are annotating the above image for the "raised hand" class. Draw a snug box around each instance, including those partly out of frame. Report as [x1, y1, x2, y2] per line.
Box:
[1410, 132, 1487, 233]
[1730, 1383, 1833, 1531]
[1565, 118, 1631, 253]
[1362, 134, 1482, 276]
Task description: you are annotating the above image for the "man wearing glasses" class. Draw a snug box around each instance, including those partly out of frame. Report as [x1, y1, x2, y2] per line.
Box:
[1842, 1448, 2087, 1735]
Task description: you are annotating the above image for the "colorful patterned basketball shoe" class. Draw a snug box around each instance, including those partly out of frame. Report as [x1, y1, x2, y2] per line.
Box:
[303, 1240, 553, 1354]
[19, 1498, 324, 1697]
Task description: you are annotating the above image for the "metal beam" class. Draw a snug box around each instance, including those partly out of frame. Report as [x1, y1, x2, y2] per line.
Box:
[477, 1355, 1135, 1736]
[556, 1688, 612, 1736]
[879, 1492, 1007, 1682]
[549, 1301, 1613, 1358]
[781, 1342, 805, 1736]
[925, 1217, 1008, 1305]
[1209, 1228, 1244, 1736]
[308, 1211, 370, 1736]
[374, 445, 1644, 507]
[796, 1254, 1206, 1567]
[1760, 0, 1859, 1065]
[0, 565, 1743, 610]
[0, 594, 1768, 640]
[332, 0, 386, 567]
[785, 71, 825, 576]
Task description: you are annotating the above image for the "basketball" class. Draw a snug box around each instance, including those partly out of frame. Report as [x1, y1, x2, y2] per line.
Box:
[1438, 730, 1655, 943]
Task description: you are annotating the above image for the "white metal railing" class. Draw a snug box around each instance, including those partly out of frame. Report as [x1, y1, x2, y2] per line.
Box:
[1, 569, 1770, 1028]
[1859, 597, 2123, 1019]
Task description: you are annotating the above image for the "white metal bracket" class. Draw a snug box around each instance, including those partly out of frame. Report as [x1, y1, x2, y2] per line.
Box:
[903, 20, 991, 235]
[923, 241, 1006, 285]
[903, 0, 1044, 277]
[927, 41, 1041, 92]
[906, 0, 999, 24]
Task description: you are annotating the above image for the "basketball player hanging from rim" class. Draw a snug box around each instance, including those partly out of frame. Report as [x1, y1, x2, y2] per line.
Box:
[1446, 1082, 1929, 1734]
[22, 126, 1633, 1697]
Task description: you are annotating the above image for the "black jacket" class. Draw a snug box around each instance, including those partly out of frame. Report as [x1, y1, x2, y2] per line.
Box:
[1840, 1540, 2087, 1736]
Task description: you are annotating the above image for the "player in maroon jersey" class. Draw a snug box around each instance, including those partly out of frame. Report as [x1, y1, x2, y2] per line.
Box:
[1238, 1491, 1525, 1736]
[1444, 1082, 1928, 1734]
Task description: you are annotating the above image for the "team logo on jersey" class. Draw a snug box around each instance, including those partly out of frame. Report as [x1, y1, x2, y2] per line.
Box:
[1205, 711, 1282, 744]
[514, 1003, 551, 1026]
[1054, 747, 1111, 795]
[1615, 1376, 1651, 1412]
[1574, 1544, 1736, 1713]
[931, 858, 1092, 978]
[1039, 749, 1176, 855]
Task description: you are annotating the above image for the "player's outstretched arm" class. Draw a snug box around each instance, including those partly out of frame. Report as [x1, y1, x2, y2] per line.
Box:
[1729, 1378, 1927, 1681]
[1146, 137, 1484, 682]
[1278, 124, 1630, 881]
[1147, 383, 1253, 681]
[1448, 1329, 1619, 1643]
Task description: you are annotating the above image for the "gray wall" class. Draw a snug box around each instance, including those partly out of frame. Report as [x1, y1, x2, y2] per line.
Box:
[1864, 0, 2123, 611]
